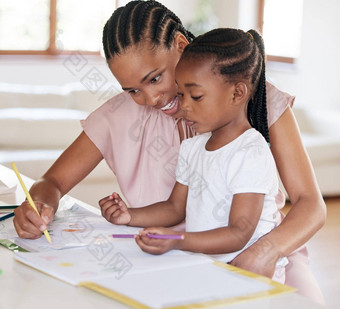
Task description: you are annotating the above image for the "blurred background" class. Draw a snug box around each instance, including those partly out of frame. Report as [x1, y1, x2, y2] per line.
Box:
[0, 1, 339, 307]
[0, 0, 339, 111]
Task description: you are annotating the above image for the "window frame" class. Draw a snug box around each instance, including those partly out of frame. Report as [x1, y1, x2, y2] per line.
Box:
[0, 0, 116, 56]
[1, 0, 298, 62]
[257, 0, 295, 64]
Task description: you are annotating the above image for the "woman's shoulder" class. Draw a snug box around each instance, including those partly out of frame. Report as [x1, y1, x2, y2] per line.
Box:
[93, 92, 138, 114]
[81, 92, 144, 138]
[266, 81, 295, 127]
[85, 91, 151, 125]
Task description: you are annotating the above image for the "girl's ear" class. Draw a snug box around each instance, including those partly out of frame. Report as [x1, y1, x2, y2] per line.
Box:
[233, 82, 248, 104]
[173, 33, 189, 53]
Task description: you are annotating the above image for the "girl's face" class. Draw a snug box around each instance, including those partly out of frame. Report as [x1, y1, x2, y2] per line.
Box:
[175, 57, 245, 135]
[109, 35, 188, 118]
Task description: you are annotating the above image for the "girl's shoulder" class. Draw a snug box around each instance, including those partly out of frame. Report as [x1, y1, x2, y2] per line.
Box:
[180, 133, 210, 155]
[182, 132, 210, 145]
[266, 81, 295, 127]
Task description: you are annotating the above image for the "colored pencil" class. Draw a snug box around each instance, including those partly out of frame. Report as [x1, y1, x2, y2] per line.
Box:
[0, 212, 15, 221]
[146, 233, 184, 240]
[11, 162, 52, 244]
[111, 233, 184, 240]
[112, 234, 136, 238]
[0, 205, 19, 209]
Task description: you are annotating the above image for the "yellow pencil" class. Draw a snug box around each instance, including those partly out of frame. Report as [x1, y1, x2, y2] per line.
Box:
[11, 162, 52, 244]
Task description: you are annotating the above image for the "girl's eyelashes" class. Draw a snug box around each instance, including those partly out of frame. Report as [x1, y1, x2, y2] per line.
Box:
[177, 92, 203, 101]
[191, 95, 203, 101]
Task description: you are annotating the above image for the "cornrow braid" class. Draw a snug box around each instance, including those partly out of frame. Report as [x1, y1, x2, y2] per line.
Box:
[181, 28, 270, 144]
[247, 29, 269, 144]
[103, 0, 195, 61]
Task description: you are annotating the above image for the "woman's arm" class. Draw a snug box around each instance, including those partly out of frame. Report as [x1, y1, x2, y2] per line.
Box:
[268, 107, 326, 253]
[14, 131, 103, 238]
[230, 107, 327, 276]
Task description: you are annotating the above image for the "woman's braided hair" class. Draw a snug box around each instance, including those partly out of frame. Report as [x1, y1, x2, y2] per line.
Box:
[181, 28, 269, 143]
[103, 0, 195, 60]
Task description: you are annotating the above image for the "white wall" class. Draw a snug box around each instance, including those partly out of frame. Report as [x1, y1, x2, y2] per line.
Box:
[0, 55, 115, 86]
[290, 0, 340, 109]
[1, 0, 339, 111]
[212, 0, 340, 110]
[263, 0, 340, 110]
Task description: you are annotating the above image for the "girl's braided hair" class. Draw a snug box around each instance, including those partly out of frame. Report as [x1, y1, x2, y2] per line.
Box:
[181, 28, 269, 143]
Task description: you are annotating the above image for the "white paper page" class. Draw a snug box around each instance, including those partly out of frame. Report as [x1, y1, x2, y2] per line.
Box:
[14, 203, 142, 251]
[0, 180, 17, 195]
[14, 244, 211, 285]
[0, 180, 17, 205]
[90, 263, 274, 309]
[0, 214, 17, 241]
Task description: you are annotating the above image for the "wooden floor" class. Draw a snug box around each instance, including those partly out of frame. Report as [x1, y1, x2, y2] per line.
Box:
[283, 197, 340, 308]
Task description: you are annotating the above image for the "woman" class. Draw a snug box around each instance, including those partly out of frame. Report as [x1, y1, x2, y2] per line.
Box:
[14, 0, 325, 303]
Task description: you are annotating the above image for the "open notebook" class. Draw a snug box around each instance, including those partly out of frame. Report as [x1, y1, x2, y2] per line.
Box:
[14, 245, 294, 309]
[12, 203, 295, 308]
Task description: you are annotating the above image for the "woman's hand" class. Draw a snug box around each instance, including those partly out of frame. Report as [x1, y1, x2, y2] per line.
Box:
[13, 201, 54, 239]
[229, 236, 280, 278]
[99, 192, 131, 225]
[135, 227, 182, 255]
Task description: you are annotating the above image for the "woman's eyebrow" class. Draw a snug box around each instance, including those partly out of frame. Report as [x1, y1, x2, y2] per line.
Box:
[122, 68, 159, 91]
[141, 68, 159, 83]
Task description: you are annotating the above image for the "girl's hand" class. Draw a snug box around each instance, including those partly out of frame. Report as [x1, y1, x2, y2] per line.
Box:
[229, 237, 280, 278]
[98, 192, 131, 225]
[135, 227, 182, 255]
[13, 201, 54, 239]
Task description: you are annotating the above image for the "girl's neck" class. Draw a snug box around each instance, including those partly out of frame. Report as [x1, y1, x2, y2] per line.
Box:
[177, 118, 196, 143]
[206, 122, 252, 151]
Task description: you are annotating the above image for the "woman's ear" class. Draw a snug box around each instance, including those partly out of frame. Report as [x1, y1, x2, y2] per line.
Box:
[173, 33, 189, 53]
[233, 82, 248, 104]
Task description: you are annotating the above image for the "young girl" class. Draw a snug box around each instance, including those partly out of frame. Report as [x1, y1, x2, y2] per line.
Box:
[99, 28, 287, 282]
[14, 1, 325, 302]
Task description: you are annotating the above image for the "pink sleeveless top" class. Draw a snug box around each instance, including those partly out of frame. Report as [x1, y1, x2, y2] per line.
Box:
[81, 82, 294, 208]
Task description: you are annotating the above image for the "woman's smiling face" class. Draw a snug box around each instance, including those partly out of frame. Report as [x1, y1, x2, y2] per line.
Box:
[109, 35, 189, 118]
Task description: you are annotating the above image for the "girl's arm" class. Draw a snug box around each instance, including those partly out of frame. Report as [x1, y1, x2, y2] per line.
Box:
[136, 193, 264, 255]
[99, 182, 188, 227]
[131, 182, 188, 227]
[14, 131, 103, 239]
[230, 107, 327, 276]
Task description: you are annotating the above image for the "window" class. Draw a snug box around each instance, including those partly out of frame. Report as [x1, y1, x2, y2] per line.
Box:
[1, 0, 304, 61]
[0, 0, 116, 55]
[258, 0, 304, 63]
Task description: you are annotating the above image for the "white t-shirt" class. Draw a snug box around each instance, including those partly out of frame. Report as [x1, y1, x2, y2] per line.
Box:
[176, 128, 281, 262]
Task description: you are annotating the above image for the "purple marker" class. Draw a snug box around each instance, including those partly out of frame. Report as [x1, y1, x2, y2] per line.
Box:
[146, 233, 184, 240]
[111, 234, 136, 238]
[111, 234, 184, 240]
